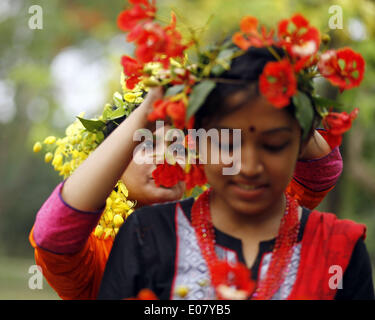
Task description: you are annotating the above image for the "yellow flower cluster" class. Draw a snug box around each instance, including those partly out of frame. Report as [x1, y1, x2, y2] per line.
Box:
[33, 114, 99, 179]
[94, 180, 136, 239]
[33, 80, 146, 239]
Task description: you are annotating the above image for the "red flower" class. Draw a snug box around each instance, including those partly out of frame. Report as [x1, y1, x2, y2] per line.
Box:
[211, 261, 256, 300]
[148, 99, 168, 122]
[185, 164, 207, 190]
[126, 13, 189, 68]
[232, 16, 274, 50]
[318, 48, 365, 91]
[120, 55, 144, 89]
[128, 21, 168, 64]
[277, 14, 320, 72]
[185, 116, 195, 130]
[161, 12, 190, 67]
[317, 50, 338, 77]
[166, 100, 186, 129]
[320, 132, 343, 150]
[125, 288, 158, 300]
[259, 59, 297, 108]
[184, 132, 197, 151]
[117, 0, 156, 32]
[152, 162, 185, 188]
[322, 108, 359, 148]
[148, 98, 188, 129]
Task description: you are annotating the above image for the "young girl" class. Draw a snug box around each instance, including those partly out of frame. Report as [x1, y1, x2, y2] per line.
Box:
[97, 47, 374, 300]
[29, 84, 341, 300]
[29, 5, 351, 299]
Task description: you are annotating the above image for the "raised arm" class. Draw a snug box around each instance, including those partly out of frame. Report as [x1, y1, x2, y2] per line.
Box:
[30, 88, 162, 299]
[288, 129, 343, 209]
[61, 87, 163, 212]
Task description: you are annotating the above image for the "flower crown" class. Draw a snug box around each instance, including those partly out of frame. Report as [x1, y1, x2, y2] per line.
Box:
[114, 0, 364, 189]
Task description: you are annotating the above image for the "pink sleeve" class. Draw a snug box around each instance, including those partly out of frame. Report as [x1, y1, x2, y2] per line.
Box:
[294, 146, 343, 192]
[32, 180, 104, 254]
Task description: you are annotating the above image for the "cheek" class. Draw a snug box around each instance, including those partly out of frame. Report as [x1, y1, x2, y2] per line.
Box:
[203, 163, 227, 188]
[121, 161, 153, 195]
[264, 146, 299, 190]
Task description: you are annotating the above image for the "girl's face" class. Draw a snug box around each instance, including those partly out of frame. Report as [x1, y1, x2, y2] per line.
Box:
[202, 93, 303, 217]
[120, 125, 185, 207]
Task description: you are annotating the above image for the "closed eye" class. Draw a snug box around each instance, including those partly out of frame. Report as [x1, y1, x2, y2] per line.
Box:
[264, 142, 290, 152]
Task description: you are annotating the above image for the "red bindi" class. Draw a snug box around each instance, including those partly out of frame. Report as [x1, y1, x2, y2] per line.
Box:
[248, 126, 256, 133]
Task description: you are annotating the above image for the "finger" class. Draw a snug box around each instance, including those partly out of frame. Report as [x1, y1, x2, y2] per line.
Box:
[144, 86, 164, 104]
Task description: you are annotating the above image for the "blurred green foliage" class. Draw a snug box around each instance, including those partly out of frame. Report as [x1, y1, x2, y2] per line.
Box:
[0, 0, 374, 298]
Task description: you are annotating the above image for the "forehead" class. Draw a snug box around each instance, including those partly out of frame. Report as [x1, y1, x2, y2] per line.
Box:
[213, 95, 297, 133]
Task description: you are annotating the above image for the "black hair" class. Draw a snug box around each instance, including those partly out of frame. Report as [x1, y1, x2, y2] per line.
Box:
[103, 113, 127, 139]
[194, 46, 320, 143]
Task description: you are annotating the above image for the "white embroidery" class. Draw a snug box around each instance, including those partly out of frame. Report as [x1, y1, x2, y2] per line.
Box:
[172, 205, 302, 300]
[172, 206, 215, 300]
[258, 243, 302, 300]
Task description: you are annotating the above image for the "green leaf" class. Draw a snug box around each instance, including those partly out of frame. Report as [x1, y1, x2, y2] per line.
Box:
[217, 47, 238, 60]
[293, 91, 314, 140]
[96, 131, 105, 144]
[108, 106, 126, 120]
[187, 80, 216, 119]
[102, 103, 114, 120]
[312, 96, 342, 109]
[113, 92, 124, 109]
[165, 84, 185, 97]
[210, 64, 225, 76]
[211, 47, 238, 76]
[77, 117, 106, 133]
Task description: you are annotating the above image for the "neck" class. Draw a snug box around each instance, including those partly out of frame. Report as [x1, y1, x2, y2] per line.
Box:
[210, 190, 287, 241]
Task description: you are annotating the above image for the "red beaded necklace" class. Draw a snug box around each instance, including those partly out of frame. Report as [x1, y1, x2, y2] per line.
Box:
[191, 188, 300, 300]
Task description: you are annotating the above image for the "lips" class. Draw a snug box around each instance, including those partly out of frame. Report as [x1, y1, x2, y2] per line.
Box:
[232, 180, 269, 190]
[235, 183, 263, 190]
[230, 181, 269, 200]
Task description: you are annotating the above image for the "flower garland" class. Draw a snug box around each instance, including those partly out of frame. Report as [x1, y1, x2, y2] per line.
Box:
[115, 1, 365, 190]
[191, 188, 299, 300]
[94, 180, 136, 240]
[33, 77, 142, 239]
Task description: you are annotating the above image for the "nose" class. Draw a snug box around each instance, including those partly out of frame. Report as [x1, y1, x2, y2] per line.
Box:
[239, 142, 263, 178]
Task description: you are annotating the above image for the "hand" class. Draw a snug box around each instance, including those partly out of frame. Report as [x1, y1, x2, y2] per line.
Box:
[299, 130, 332, 160]
[138, 87, 164, 117]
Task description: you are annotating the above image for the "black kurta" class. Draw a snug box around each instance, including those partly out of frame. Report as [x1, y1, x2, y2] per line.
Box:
[98, 198, 374, 300]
